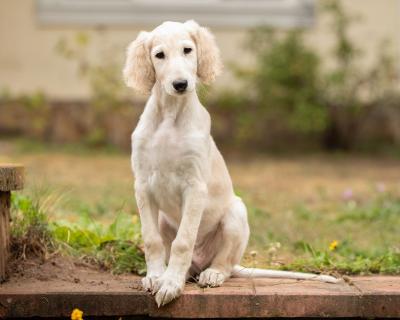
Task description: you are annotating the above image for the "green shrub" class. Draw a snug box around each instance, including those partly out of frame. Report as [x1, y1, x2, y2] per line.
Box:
[212, 28, 327, 149]
[250, 29, 327, 134]
[213, 0, 400, 151]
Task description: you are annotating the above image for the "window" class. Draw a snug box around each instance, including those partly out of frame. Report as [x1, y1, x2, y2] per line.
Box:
[37, 0, 314, 28]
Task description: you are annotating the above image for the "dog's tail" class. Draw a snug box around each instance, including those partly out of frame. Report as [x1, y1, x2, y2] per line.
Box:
[232, 265, 339, 283]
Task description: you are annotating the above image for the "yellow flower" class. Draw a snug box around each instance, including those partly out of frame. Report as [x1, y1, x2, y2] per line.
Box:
[71, 308, 83, 320]
[329, 240, 339, 251]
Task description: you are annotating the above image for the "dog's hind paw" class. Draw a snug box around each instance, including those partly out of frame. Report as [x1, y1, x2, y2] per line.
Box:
[198, 268, 227, 287]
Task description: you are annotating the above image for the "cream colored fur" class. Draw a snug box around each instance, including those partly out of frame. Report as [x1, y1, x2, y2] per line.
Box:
[123, 20, 337, 307]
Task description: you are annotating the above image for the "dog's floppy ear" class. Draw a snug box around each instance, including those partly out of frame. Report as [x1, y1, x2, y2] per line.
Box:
[184, 20, 223, 85]
[123, 31, 155, 94]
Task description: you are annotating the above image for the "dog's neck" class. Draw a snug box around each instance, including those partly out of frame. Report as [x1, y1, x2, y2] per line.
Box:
[152, 82, 199, 121]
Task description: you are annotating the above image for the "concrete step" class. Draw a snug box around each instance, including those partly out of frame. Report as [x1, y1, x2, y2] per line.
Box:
[0, 275, 399, 318]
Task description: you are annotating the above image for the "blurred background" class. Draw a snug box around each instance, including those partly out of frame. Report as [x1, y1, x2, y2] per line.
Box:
[0, 0, 399, 274]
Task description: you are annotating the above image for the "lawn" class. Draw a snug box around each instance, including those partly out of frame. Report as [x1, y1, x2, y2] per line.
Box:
[1, 138, 399, 275]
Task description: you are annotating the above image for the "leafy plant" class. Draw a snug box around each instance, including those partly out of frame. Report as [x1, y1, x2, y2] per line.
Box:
[249, 28, 327, 134]
[10, 194, 54, 261]
[10, 194, 145, 275]
[52, 210, 145, 274]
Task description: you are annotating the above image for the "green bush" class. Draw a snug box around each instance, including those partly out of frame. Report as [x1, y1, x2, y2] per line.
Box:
[212, 0, 400, 151]
[250, 29, 327, 134]
[212, 28, 327, 149]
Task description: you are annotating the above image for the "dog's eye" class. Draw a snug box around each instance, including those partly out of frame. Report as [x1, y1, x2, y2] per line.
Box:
[155, 51, 165, 59]
[183, 47, 192, 54]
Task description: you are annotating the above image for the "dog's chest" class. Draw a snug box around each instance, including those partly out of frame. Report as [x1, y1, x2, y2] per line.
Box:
[134, 119, 195, 215]
[146, 118, 188, 170]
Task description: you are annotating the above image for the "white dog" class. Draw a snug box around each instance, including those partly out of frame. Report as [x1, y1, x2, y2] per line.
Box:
[123, 21, 337, 307]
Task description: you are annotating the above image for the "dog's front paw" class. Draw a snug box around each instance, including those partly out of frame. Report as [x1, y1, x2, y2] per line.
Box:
[142, 275, 161, 292]
[154, 276, 185, 307]
[198, 268, 227, 287]
[142, 264, 166, 292]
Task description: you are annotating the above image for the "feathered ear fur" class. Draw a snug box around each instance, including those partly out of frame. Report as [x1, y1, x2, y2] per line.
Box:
[123, 31, 155, 94]
[184, 20, 223, 84]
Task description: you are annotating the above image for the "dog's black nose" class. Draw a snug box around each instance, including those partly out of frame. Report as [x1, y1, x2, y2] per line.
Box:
[172, 80, 188, 93]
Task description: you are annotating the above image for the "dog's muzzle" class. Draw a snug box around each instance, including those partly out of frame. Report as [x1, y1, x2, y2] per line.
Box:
[172, 79, 188, 93]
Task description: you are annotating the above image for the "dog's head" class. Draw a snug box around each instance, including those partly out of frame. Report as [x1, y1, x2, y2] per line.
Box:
[123, 21, 223, 96]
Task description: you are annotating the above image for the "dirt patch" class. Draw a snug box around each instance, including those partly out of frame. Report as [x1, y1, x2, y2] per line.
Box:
[10, 255, 81, 283]
[4, 253, 142, 292]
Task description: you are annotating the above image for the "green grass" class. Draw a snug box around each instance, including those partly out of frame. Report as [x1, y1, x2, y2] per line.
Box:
[10, 194, 146, 275]
[245, 192, 400, 275]
[283, 244, 400, 275]
[10, 191, 400, 277]
[3, 138, 400, 276]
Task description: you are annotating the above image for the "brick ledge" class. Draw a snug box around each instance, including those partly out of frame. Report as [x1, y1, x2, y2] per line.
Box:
[0, 276, 399, 318]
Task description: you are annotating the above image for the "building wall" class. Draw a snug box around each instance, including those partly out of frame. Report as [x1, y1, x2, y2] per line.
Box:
[0, 0, 399, 100]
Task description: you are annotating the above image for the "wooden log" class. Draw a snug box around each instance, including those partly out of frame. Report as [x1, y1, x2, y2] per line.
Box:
[0, 164, 24, 282]
[0, 164, 24, 192]
[0, 192, 10, 282]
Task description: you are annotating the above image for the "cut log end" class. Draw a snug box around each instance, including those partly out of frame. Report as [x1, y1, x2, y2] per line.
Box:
[0, 164, 24, 191]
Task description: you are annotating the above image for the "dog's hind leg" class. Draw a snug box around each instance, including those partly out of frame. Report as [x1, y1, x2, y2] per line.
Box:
[198, 196, 249, 287]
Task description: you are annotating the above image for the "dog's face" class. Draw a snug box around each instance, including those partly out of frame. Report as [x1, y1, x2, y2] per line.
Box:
[123, 21, 223, 96]
[150, 22, 198, 96]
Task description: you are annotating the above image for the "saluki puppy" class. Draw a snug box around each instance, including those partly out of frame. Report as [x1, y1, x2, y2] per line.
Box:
[123, 20, 337, 307]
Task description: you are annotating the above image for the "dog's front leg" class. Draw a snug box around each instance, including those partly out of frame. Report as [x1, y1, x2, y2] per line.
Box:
[136, 185, 166, 292]
[154, 184, 206, 307]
